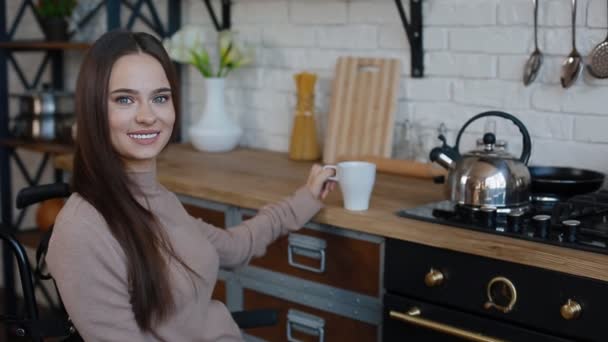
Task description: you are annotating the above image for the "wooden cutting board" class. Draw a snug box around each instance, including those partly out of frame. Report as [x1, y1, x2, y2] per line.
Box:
[323, 56, 402, 164]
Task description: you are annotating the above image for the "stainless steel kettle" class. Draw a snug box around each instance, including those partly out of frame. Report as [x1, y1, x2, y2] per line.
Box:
[429, 111, 532, 211]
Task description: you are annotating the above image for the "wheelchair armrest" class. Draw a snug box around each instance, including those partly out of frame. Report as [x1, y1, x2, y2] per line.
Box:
[16, 183, 71, 209]
[231, 309, 278, 329]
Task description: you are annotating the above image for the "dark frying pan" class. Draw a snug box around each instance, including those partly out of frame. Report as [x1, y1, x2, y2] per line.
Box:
[529, 166, 605, 197]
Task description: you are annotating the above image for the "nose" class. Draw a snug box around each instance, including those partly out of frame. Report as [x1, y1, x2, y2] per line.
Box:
[135, 102, 157, 125]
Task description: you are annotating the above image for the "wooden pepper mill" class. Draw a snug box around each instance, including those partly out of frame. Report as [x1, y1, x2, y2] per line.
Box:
[289, 72, 321, 161]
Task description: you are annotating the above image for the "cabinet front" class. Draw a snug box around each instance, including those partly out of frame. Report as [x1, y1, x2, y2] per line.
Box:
[183, 204, 226, 228]
[243, 213, 381, 297]
[244, 289, 377, 342]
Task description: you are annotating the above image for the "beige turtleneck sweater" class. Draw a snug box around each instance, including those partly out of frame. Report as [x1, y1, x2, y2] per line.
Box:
[46, 169, 323, 341]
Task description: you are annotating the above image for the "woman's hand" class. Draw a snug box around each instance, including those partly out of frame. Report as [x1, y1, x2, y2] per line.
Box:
[306, 164, 337, 200]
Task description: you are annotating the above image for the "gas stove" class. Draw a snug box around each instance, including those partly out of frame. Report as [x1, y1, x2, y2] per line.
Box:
[397, 190, 608, 255]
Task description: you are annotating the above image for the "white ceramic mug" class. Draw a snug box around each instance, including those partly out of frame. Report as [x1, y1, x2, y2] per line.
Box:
[323, 161, 376, 211]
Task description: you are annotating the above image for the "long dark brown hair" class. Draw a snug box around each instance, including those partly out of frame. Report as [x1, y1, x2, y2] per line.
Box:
[72, 30, 192, 331]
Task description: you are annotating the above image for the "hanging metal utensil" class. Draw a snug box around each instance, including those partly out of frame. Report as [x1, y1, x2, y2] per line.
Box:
[524, 0, 543, 86]
[587, 0, 608, 78]
[560, 0, 582, 88]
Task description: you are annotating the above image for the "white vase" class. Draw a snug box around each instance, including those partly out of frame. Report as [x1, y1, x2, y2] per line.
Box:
[189, 78, 242, 152]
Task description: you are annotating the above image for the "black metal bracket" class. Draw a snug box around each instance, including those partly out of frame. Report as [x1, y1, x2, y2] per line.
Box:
[395, 0, 424, 78]
[204, 0, 232, 31]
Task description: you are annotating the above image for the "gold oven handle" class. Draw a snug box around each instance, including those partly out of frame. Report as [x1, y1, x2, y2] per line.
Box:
[389, 308, 507, 342]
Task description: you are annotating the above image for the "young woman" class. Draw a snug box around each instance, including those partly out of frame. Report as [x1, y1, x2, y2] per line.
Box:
[46, 30, 335, 341]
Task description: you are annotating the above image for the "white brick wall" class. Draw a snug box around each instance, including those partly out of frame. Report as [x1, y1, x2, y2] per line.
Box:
[179, 0, 608, 175]
[7, 0, 608, 177]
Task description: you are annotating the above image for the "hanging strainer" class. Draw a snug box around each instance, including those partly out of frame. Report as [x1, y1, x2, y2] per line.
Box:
[588, 0, 608, 78]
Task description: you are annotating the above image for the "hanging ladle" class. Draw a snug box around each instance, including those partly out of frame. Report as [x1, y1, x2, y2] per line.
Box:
[560, 0, 582, 88]
[587, 0, 608, 78]
[523, 0, 543, 86]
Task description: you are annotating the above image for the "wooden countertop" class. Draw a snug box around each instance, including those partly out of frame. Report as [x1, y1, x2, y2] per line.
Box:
[54, 144, 608, 282]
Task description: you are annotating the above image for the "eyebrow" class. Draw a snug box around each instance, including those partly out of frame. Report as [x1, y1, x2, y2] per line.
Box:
[110, 87, 172, 95]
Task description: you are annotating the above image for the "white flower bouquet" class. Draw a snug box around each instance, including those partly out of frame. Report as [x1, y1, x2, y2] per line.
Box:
[163, 26, 253, 78]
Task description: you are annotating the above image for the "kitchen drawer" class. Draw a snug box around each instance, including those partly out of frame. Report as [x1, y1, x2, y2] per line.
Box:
[243, 288, 377, 342]
[183, 204, 225, 228]
[212, 279, 226, 303]
[385, 239, 608, 342]
[384, 294, 574, 342]
[243, 214, 381, 297]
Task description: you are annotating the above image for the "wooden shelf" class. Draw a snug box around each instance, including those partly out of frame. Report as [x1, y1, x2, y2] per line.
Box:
[0, 41, 90, 51]
[0, 138, 73, 155]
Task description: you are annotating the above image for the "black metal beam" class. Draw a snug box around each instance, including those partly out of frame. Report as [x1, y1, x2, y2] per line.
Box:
[144, 0, 166, 37]
[395, 0, 424, 78]
[126, 0, 145, 31]
[0, 0, 17, 325]
[107, 0, 121, 30]
[204, 0, 232, 32]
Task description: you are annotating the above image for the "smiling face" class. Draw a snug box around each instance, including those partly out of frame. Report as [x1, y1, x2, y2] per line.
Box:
[107, 53, 175, 172]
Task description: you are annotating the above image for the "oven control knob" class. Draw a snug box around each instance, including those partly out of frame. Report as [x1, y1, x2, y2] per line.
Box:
[424, 268, 445, 287]
[532, 214, 551, 238]
[507, 210, 524, 233]
[560, 299, 582, 320]
[562, 220, 580, 243]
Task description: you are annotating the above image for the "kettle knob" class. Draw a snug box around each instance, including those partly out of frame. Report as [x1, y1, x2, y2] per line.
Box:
[483, 133, 496, 145]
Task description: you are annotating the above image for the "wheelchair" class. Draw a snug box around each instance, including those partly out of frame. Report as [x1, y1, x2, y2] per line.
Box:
[0, 183, 277, 341]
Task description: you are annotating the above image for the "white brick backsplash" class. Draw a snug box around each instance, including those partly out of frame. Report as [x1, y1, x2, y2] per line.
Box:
[233, 1, 289, 24]
[263, 26, 316, 48]
[498, 0, 534, 26]
[249, 89, 292, 113]
[544, 28, 604, 55]
[411, 102, 492, 132]
[504, 110, 574, 140]
[449, 28, 532, 54]
[424, 28, 449, 51]
[289, 2, 347, 25]
[232, 25, 263, 45]
[498, 55, 528, 81]
[379, 26, 447, 51]
[542, 0, 587, 27]
[262, 69, 297, 92]
[424, 0, 497, 26]
[185, 0, 214, 25]
[317, 26, 378, 49]
[530, 138, 608, 172]
[537, 56, 565, 85]
[531, 87, 564, 111]
[242, 131, 289, 152]
[574, 116, 608, 142]
[8, 0, 608, 177]
[562, 87, 608, 114]
[348, 2, 401, 24]
[425, 53, 497, 78]
[588, 0, 608, 27]
[453, 80, 531, 109]
[405, 78, 452, 101]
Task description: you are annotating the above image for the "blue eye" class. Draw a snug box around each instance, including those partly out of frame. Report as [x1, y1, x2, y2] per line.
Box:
[153, 95, 170, 103]
[116, 96, 133, 105]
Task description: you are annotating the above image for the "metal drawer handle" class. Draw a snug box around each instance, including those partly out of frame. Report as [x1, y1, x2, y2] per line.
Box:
[389, 308, 506, 342]
[287, 233, 327, 273]
[287, 309, 325, 342]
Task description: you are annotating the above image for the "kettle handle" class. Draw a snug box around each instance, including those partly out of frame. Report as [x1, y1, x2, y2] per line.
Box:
[454, 111, 532, 165]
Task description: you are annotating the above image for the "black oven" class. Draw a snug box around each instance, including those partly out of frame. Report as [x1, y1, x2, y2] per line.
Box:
[383, 239, 608, 341]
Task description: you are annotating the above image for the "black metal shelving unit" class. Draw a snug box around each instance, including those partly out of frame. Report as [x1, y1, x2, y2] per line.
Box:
[0, 0, 181, 331]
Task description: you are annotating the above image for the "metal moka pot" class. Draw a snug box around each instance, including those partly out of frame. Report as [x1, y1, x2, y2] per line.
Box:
[429, 111, 532, 211]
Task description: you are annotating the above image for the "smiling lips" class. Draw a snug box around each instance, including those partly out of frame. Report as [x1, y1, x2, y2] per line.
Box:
[128, 131, 160, 145]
